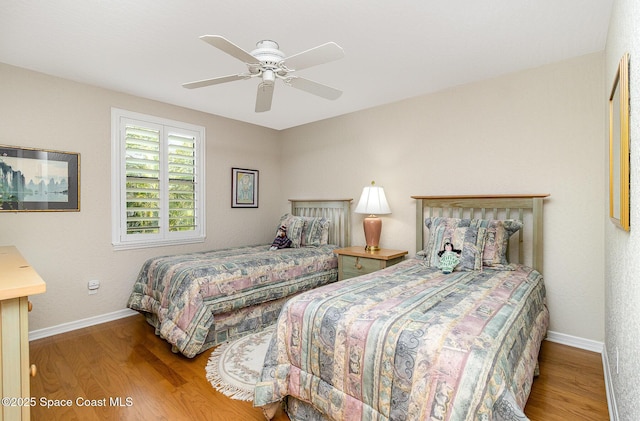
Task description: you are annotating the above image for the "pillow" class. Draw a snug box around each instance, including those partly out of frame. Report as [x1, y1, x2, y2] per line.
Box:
[277, 214, 305, 248]
[300, 217, 330, 247]
[424, 217, 523, 269]
[424, 217, 470, 231]
[423, 225, 487, 271]
[320, 221, 330, 245]
[472, 219, 523, 268]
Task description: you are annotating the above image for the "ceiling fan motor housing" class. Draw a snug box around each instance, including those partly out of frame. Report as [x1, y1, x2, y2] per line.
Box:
[251, 40, 287, 77]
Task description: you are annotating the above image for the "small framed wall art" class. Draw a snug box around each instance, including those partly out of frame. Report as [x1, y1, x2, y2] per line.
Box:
[0, 145, 80, 212]
[231, 167, 258, 208]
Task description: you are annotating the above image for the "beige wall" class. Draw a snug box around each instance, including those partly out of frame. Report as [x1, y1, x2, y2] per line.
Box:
[605, 0, 640, 419]
[0, 62, 281, 331]
[280, 52, 606, 343]
[1, 52, 606, 351]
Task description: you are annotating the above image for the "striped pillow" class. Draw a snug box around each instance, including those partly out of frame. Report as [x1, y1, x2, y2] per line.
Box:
[300, 217, 330, 247]
[472, 219, 523, 268]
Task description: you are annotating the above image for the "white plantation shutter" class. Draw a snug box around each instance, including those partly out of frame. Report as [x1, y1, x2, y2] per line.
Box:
[112, 109, 205, 249]
[167, 132, 197, 232]
[125, 124, 161, 235]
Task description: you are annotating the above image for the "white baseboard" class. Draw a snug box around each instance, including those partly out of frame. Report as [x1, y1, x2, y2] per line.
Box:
[28, 308, 138, 341]
[601, 346, 619, 421]
[545, 330, 604, 353]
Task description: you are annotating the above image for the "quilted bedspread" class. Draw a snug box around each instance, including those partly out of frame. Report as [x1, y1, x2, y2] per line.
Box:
[127, 244, 338, 357]
[254, 258, 548, 421]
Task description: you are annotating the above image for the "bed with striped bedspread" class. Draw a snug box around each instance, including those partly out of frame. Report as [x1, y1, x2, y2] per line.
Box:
[127, 244, 339, 357]
[255, 257, 548, 421]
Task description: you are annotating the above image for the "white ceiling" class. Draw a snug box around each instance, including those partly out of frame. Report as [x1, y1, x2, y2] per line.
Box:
[0, 0, 613, 130]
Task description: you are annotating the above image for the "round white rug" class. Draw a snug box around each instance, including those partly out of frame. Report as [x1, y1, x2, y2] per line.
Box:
[205, 326, 275, 401]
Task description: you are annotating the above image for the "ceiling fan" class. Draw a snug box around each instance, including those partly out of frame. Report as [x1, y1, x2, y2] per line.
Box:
[182, 35, 345, 112]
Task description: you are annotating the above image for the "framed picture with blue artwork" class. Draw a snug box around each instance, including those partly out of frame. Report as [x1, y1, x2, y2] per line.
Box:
[0, 145, 80, 212]
[231, 167, 258, 208]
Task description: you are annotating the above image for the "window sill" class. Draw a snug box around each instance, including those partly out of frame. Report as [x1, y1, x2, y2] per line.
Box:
[112, 236, 206, 251]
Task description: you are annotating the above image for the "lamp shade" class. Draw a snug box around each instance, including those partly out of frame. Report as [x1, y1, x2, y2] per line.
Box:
[354, 182, 391, 215]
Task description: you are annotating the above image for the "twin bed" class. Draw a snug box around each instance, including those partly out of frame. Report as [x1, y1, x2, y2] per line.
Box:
[127, 194, 549, 420]
[127, 199, 352, 357]
[254, 194, 549, 421]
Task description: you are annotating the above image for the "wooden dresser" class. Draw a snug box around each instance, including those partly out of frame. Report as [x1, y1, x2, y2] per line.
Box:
[0, 246, 46, 421]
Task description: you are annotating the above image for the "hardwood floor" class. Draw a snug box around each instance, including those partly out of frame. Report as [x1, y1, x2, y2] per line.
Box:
[29, 314, 609, 420]
[525, 340, 609, 420]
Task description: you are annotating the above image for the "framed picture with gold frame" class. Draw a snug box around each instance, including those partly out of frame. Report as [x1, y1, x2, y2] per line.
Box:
[609, 53, 630, 231]
[0, 145, 80, 212]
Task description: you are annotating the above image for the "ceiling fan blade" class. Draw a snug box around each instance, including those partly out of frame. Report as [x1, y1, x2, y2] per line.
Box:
[288, 77, 342, 100]
[182, 74, 246, 89]
[283, 42, 344, 71]
[200, 35, 260, 65]
[255, 83, 274, 112]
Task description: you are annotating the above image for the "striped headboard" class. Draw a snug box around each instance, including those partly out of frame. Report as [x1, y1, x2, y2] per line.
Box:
[412, 194, 549, 272]
[290, 199, 352, 248]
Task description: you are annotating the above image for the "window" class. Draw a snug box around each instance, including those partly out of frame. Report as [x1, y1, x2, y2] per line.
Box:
[111, 108, 205, 250]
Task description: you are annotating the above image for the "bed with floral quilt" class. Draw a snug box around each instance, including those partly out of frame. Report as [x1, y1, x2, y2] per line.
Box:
[254, 194, 550, 421]
[127, 199, 351, 358]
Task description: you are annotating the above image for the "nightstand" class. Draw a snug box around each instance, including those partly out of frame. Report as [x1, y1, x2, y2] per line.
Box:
[334, 246, 408, 281]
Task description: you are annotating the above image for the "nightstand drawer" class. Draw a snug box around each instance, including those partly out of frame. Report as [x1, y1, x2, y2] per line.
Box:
[341, 255, 383, 277]
[334, 247, 408, 281]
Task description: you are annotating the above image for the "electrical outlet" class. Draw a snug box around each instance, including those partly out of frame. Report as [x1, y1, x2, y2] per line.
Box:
[88, 280, 100, 295]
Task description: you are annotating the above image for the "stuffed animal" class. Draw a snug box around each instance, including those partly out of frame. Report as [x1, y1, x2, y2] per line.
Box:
[437, 241, 461, 274]
[269, 225, 292, 250]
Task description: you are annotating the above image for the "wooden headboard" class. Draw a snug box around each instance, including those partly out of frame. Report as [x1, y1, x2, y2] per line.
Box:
[412, 194, 549, 272]
[289, 199, 353, 248]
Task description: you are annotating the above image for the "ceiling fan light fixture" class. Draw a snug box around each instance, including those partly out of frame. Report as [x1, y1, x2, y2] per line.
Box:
[262, 69, 276, 85]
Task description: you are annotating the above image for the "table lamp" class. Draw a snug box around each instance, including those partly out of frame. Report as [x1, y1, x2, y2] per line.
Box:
[354, 181, 391, 251]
